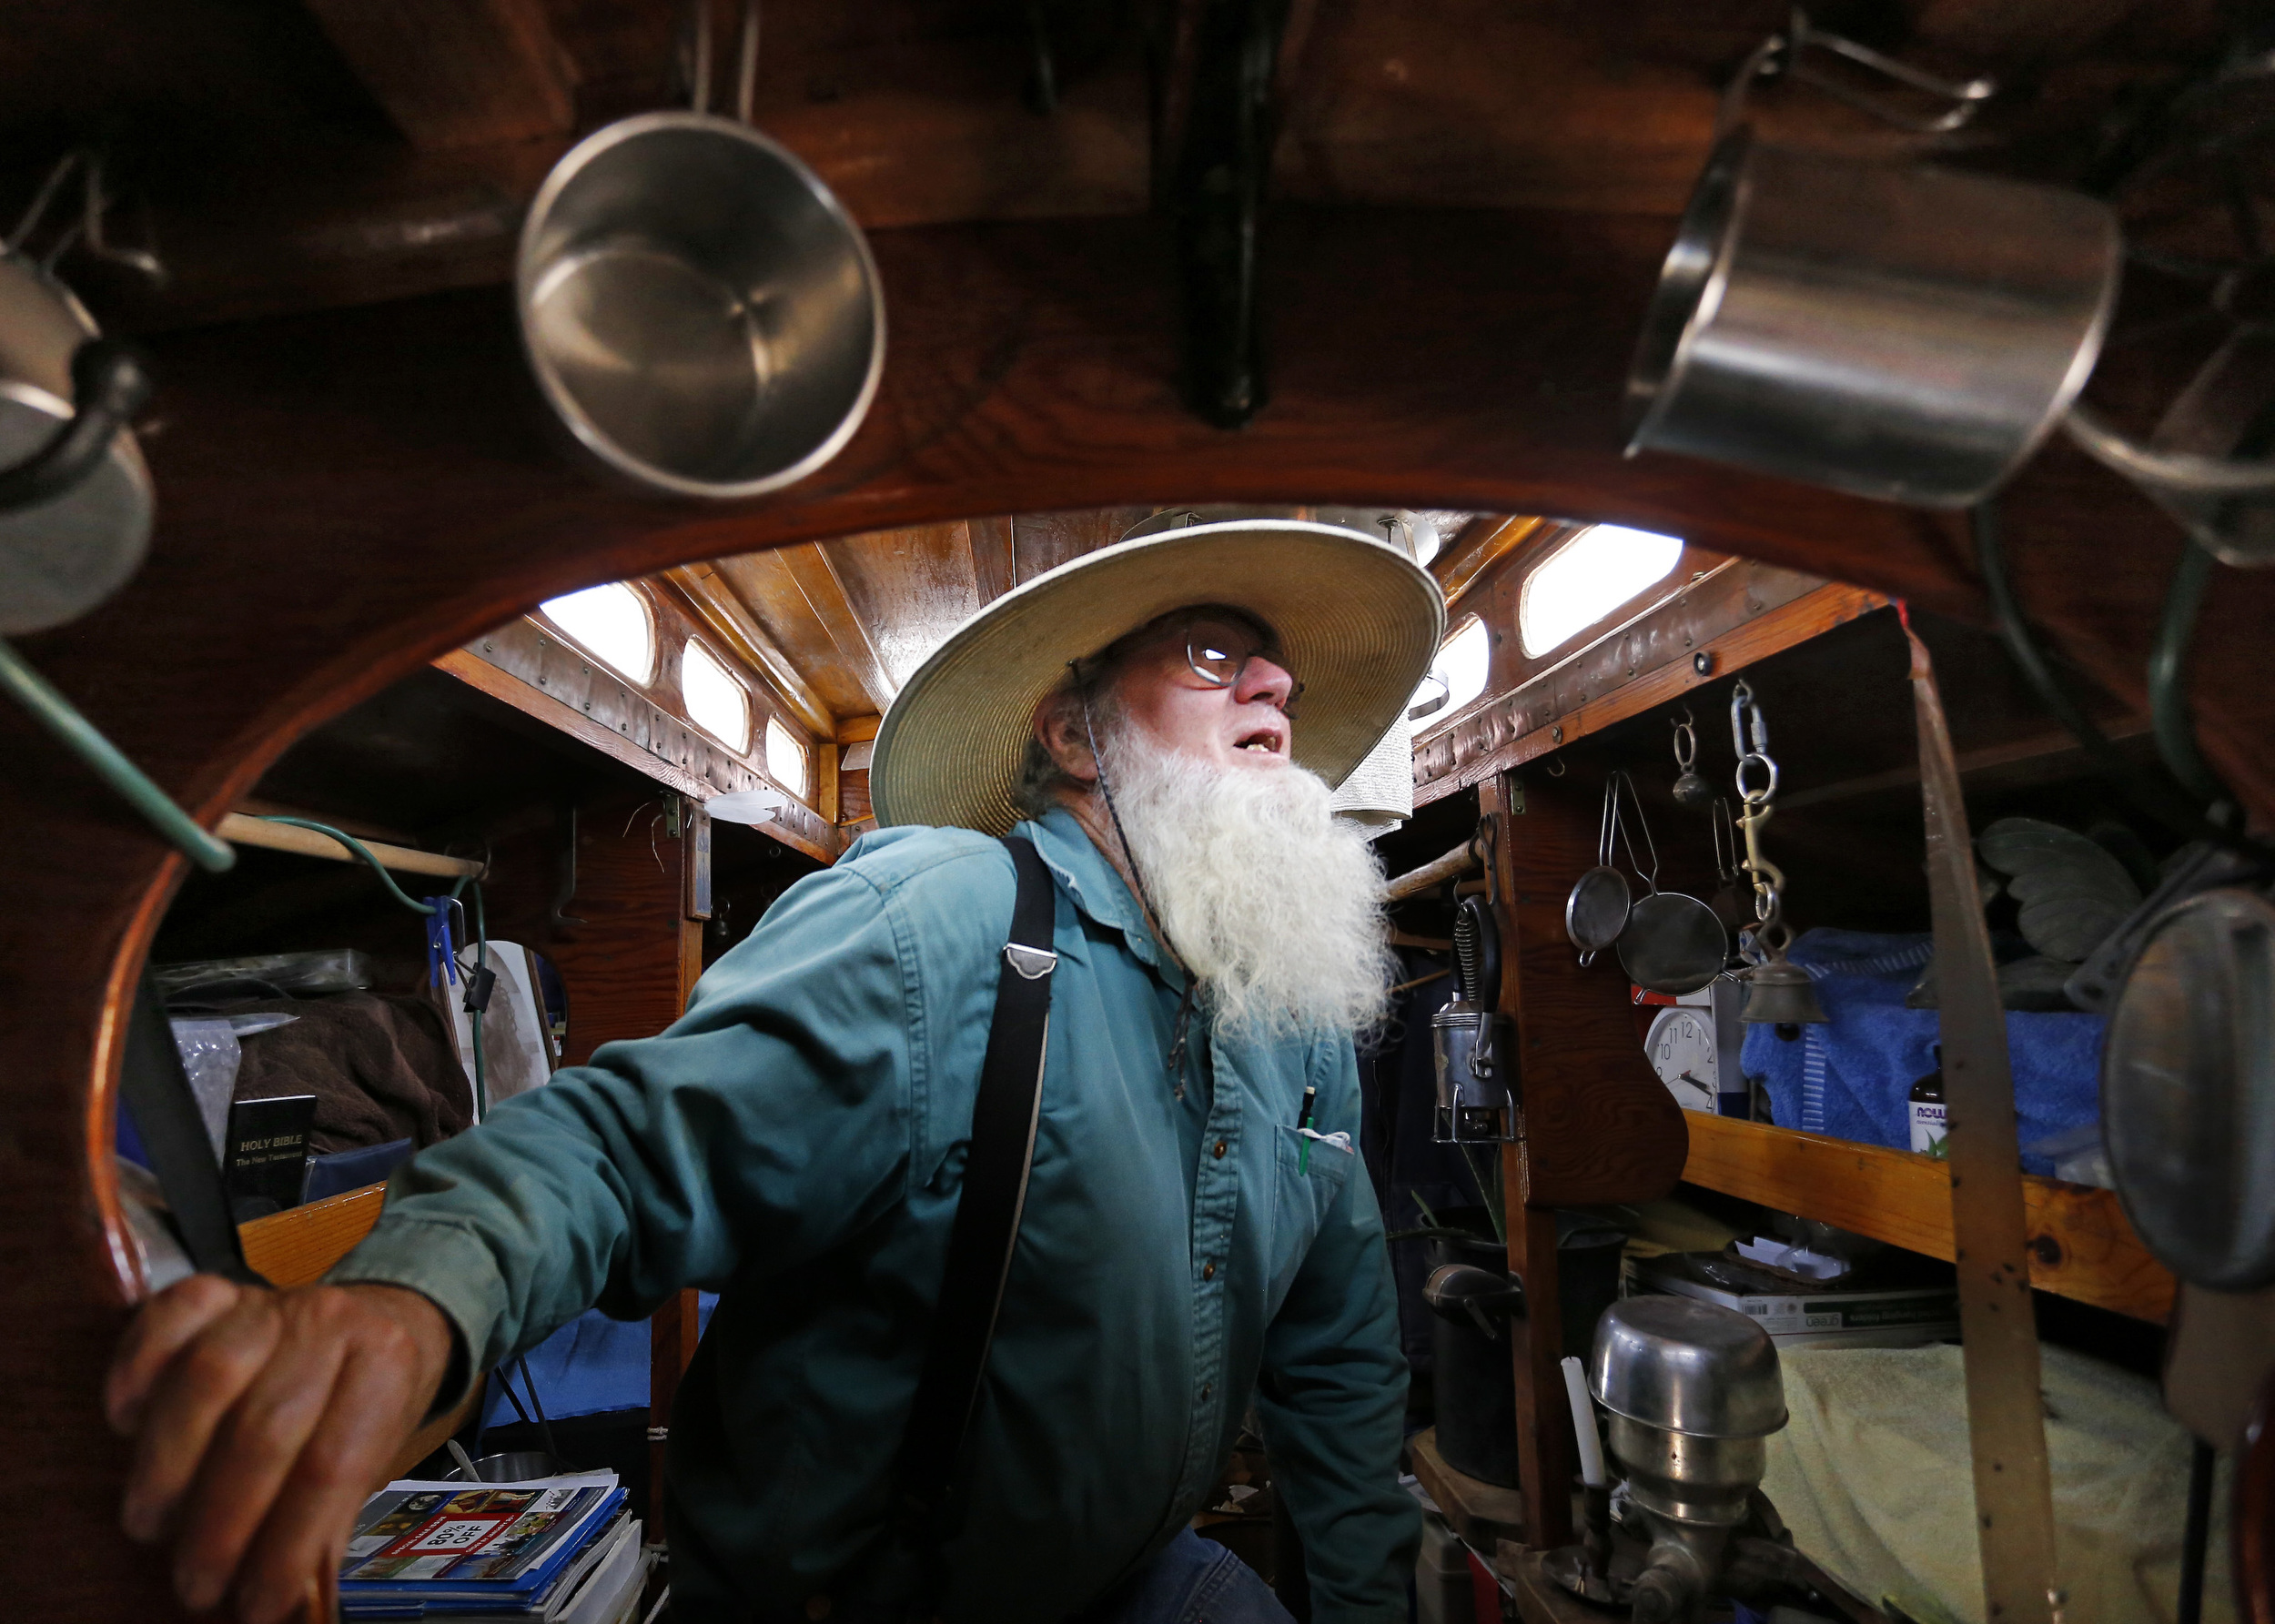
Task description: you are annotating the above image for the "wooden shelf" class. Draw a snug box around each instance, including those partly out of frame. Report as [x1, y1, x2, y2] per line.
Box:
[218, 812, 486, 878]
[238, 1181, 389, 1288]
[1680, 1113, 2174, 1324]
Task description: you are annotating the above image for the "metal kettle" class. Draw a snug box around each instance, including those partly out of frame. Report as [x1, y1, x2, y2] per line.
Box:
[0, 161, 157, 634]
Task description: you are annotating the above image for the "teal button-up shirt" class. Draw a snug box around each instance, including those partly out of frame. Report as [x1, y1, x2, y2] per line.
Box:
[332, 808, 1417, 1622]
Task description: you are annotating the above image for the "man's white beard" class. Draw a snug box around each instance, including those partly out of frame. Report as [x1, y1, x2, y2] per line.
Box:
[1098, 724, 1394, 1041]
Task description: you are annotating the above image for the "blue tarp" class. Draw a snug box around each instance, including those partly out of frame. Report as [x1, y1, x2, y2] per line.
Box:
[1737, 929, 2104, 1175]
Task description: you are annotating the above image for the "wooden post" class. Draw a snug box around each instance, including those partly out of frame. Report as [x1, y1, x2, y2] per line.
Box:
[1481, 772, 1574, 1548]
[649, 1290, 702, 1535]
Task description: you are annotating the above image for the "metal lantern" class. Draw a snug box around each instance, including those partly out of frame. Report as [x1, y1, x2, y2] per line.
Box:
[1434, 895, 1519, 1143]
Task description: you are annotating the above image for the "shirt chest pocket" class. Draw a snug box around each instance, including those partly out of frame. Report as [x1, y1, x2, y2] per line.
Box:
[1264, 1123, 1354, 1313]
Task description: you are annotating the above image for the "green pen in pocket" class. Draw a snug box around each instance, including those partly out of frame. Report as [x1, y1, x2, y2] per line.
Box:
[1295, 1085, 1317, 1173]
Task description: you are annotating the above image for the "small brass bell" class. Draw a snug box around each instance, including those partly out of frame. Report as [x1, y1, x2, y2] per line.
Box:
[1739, 957, 1829, 1024]
[1670, 711, 1714, 809]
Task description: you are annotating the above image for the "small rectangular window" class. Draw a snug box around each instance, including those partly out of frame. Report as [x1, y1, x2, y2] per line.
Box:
[541, 582, 656, 684]
[1518, 525, 1684, 658]
[765, 716, 809, 799]
[680, 640, 752, 753]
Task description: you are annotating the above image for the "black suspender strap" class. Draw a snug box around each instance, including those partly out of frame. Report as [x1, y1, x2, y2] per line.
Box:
[892, 834, 1057, 1575]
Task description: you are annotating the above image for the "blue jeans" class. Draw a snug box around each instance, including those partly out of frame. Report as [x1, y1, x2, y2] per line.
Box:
[1087, 1529, 1296, 1624]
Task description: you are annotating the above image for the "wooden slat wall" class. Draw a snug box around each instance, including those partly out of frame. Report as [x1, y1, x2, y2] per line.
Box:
[547, 787, 691, 1069]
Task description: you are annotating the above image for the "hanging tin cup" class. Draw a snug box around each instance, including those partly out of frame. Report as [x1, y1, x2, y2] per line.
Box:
[1623, 128, 2121, 508]
[516, 1, 884, 499]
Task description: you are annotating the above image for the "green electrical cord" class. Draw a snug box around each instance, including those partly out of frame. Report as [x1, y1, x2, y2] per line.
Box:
[0, 636, 235, 873]
[248, 815, 490, 1117]
[255, 815, 444, 913]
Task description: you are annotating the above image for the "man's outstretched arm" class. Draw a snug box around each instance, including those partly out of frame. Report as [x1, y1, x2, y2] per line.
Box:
[106, 859, 921, 1624]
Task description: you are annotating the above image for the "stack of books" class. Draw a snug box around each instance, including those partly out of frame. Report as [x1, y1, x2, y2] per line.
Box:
[339, 1471, 650, 1624]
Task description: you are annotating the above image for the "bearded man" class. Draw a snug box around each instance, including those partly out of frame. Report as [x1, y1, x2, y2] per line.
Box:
[106, 518, 1447, 1624]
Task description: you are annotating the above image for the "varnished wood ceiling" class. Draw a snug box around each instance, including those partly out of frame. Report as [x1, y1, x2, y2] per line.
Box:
[5, 1, 2225, 332]
[660, 505, 1502, 738]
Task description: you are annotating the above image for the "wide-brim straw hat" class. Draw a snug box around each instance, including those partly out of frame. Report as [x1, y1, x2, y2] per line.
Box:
[870, 518, 1447, 833]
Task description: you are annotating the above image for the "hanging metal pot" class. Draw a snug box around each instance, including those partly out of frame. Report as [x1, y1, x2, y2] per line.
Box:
[1575, 767, 1726, 995]
[1624, 126, 2120, 508]
[1568, 771, 1641, 965]
[2102, 886, 2275, 1290]
[0, 153, 157, 633]
[517, 0, 885, 499]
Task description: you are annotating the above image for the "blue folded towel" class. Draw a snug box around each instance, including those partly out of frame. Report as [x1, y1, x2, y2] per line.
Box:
[1737, 929, 2104, 1174]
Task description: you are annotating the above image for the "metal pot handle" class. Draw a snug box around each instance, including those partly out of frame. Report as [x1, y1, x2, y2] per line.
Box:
[682, 0, 763, 126]
[0, 336, 152, 515]
[2064, 401, 2275, 497]
[1714, 7, 1997, 145]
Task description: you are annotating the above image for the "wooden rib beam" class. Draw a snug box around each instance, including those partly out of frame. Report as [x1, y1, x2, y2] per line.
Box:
[1774, 717, 2155, 812]
[779, 543, 899, 712]
[966, 516, 1017, 605]
[1683, 1112, 2174, 1323]
[662, 563, 836, 738]
[300, 0, 574, 151]
[1432, 515, 1552, 611]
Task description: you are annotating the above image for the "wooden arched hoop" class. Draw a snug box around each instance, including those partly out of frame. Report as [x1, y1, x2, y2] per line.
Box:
[8, 208, 2270, 1619]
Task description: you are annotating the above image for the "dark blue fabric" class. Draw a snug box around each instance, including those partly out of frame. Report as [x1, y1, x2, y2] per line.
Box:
[480, 1294, 720, 1427]
[302, 1136, 414, 1203]
[1091, 1529, 1292, 1624]
[1737, 928, 2105, 1174]
[117, 1095, 150, 1169]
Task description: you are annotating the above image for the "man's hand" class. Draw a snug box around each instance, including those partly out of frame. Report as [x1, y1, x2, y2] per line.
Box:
[106, 1276, 456, 1624]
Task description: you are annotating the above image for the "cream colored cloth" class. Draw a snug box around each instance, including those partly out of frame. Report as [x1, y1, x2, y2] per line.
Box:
[1762, 1343, 2230, 1624]
[1330, 710, 1414, 832]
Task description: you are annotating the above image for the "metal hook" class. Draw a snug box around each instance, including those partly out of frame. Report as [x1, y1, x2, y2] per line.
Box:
[1543, 756, 1568, 778]
[1730, 679, 1771, 759]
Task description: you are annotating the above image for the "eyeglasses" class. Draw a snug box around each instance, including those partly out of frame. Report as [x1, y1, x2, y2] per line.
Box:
[1181, 615, 1303, 710]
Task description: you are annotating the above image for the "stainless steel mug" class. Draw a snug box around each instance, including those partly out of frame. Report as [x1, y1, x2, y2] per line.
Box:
[1624, 127, 2120, 508]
